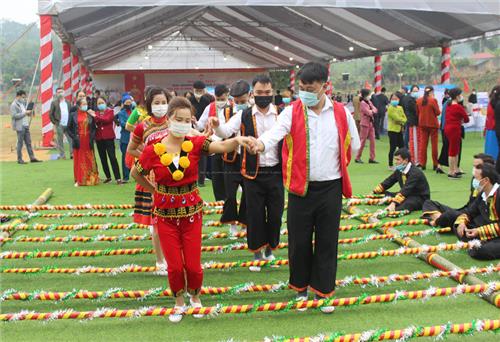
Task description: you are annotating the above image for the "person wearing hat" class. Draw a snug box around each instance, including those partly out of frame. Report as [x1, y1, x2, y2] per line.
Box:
[117, 93, 134, 181]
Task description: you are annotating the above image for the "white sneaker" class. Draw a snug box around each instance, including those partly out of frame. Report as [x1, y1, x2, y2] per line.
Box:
[189, 297, 204, 319]
[156, 262, 168, 276]
[169, 305, 186, 323]
[263, 253, 279, 268]
[296, 295, 308, 312]
[229, 224, 239, 240]
[315, 296, 335, 314]
[249, 265, 261, 272]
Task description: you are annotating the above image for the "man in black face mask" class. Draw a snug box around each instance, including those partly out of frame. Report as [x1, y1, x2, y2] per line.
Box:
[209, 75, 284, 271]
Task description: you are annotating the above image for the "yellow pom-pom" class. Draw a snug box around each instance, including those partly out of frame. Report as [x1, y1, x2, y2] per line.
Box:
[153, 143, 167, 156]
[179, 156, 190, 169]
[181, 140, 194, 153]
[172, 170, 184, 181]
[160, 153, 173, 166]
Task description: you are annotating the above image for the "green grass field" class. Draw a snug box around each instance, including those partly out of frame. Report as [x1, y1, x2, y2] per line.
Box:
[0, 132, 499, 342]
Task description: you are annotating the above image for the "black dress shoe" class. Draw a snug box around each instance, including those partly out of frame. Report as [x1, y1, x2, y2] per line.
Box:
[369, 159, 379, 164]
[355, 159, 364, 164]
[435, 167, 445, 174]
[18, 161, 27, 164]
[30, 159, 42, 163]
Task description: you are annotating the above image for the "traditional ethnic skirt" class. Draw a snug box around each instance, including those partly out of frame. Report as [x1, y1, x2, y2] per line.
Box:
[134, 183, 153, 225]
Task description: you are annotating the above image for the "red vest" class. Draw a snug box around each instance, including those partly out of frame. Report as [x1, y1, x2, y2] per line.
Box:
[282, 99, 352, 198]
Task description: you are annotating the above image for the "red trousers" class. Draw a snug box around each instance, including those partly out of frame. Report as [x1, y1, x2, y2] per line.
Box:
[155, 212, 203, 296]
[356, 124, 376, 161]
[418, 126, 439, 168]
[408, 126, 419, 165]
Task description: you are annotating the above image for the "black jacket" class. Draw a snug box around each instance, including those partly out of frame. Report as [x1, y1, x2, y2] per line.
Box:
[401, 95, 418, 127]
[67, 110, 96, 150]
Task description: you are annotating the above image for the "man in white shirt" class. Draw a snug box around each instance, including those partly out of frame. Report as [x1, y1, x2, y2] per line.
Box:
[210, 75, 284, 272]
[49, 87, 73, 159]
[251, 63, 360, 312]
[196, 84, 229, 201]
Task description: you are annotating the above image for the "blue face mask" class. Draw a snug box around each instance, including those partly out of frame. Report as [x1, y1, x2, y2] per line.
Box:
[395, 163, 406, 172]
[235, 103, 249, 112]
[80, 105, 88, 112]
[97, 104, 107, 111]
[390, 100, 399, 107]
[472, 178, 483, 190]
[411, 92, 419, 99]
[282, 98, 291, 105]
[299, 90, 320, 107]
[131, 101, 137, 109]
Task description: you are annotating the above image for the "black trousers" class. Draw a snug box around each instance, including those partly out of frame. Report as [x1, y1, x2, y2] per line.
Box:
[288, 179, 342, 297]
[421, 200, 462, 229]
[455, 227, 500, 260]
[221, 155, 247, 225]
[96, 139, 121, 180]
[385, 191, 426, 212]
[210, 154, 226, 201]
[388, 131, 404, 166]
[438, 129, 462, 167]
[243, 166, 284, 252]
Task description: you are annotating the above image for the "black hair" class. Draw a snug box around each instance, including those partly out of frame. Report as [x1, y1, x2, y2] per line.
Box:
[468, 93, 477, 104]
[381, 87, 386, 92]
[145, 86, 170, 115]
[476, 163, 498, 184]
[422, 86, 434, 106]
[16, 90, 26, 97]
[411, 84, 419, 92]
[297, 62, 328, 84]
[214, 84, 229, 97]
[193, 81, 206, 89]
[448, 88, 462, 101]
[360, 88, 370, 98]
[392, 91, 403, 100]
[473, 153, 495, 166]
[489, 85, 500, 108]
[252, 74, 273, 87]
[394, 148, 411, 161]
[76, 98, 87, 107]
[230, 80, 251, 97]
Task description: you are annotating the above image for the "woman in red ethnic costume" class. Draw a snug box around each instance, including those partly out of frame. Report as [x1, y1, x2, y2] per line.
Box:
[127, 87, 171, 274]
[131, 97, 253, 323]
[67, 97, 99, 186]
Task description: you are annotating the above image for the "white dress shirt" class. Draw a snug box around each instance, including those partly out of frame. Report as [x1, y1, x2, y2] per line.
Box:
[215, 104, 280, 167]
[259, 97, 360, 181]
[196, 103, 228, 142]
[59, 100, 69, 126]
[481, 183, 499, 203]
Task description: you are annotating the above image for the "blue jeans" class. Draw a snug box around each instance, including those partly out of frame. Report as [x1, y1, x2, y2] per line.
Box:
[120, 142, 130, 180]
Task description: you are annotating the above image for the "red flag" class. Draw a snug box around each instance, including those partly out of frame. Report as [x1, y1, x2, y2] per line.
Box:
[364, 80, 371, 89]
[463, 79, 470, 93]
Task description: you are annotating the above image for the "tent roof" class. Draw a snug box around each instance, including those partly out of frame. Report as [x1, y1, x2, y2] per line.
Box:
[39, 1, 500, 70]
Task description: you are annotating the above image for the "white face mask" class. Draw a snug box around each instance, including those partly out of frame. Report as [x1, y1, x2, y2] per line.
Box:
[216, 100, 227, 109]
[169, 121, 191, 137]
[151, 104, 168, 118]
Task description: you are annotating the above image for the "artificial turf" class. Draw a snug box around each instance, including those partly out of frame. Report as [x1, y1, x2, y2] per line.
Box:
[0, 132, 499, 342]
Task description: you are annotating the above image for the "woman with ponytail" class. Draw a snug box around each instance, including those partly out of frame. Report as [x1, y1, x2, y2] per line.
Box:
[416, 86, 441, 171]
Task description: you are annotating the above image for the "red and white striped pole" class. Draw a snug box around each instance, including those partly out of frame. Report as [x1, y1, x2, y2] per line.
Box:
[289, 69, 296, 92]
[373, 54, 382, 93]
[80, 64, 87, 92]
[39, 15, 54, 147]
[71, 53, 80, 100]
[441, 42, 451, 84]
[62, 43, 72, 102]
[86, 71, 93, 96]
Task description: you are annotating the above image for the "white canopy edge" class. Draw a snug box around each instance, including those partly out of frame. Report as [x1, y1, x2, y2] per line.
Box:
[38, 0, 500, 16]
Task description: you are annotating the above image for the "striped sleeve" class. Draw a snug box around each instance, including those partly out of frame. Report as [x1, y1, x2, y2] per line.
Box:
[476, 223, 500, 241]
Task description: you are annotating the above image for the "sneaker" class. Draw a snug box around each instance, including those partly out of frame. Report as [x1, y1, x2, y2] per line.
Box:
[249, 264, 261, 272]
[263, 253, 279, 268]
[156, 262, 168, 276]
[189, 297, 204, 319]
[368, 159, 379, 164]
[229, 224, 239, 240]
[296, 291, 308, 312]
[169, 305, 186, 323]
[315, 295, 335, 314]
[355, 159, 364, 164]
[103, 178, 112, 184]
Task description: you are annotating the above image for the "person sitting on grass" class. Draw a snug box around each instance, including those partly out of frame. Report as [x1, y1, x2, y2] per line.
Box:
[372, 148, 430, 212]
[454, 163, 500, 260]
[421, 153, 495, 228]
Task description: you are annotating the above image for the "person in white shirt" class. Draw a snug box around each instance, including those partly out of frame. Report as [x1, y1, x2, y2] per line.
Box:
[210, 75, 285, 272]
[195, 84, 229, 201]
[250, 63, 360, 312]
[49, 87, 73, 159]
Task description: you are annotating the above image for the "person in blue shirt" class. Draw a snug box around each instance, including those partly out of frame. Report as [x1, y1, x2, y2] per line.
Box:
[117, 93, 134, 181]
